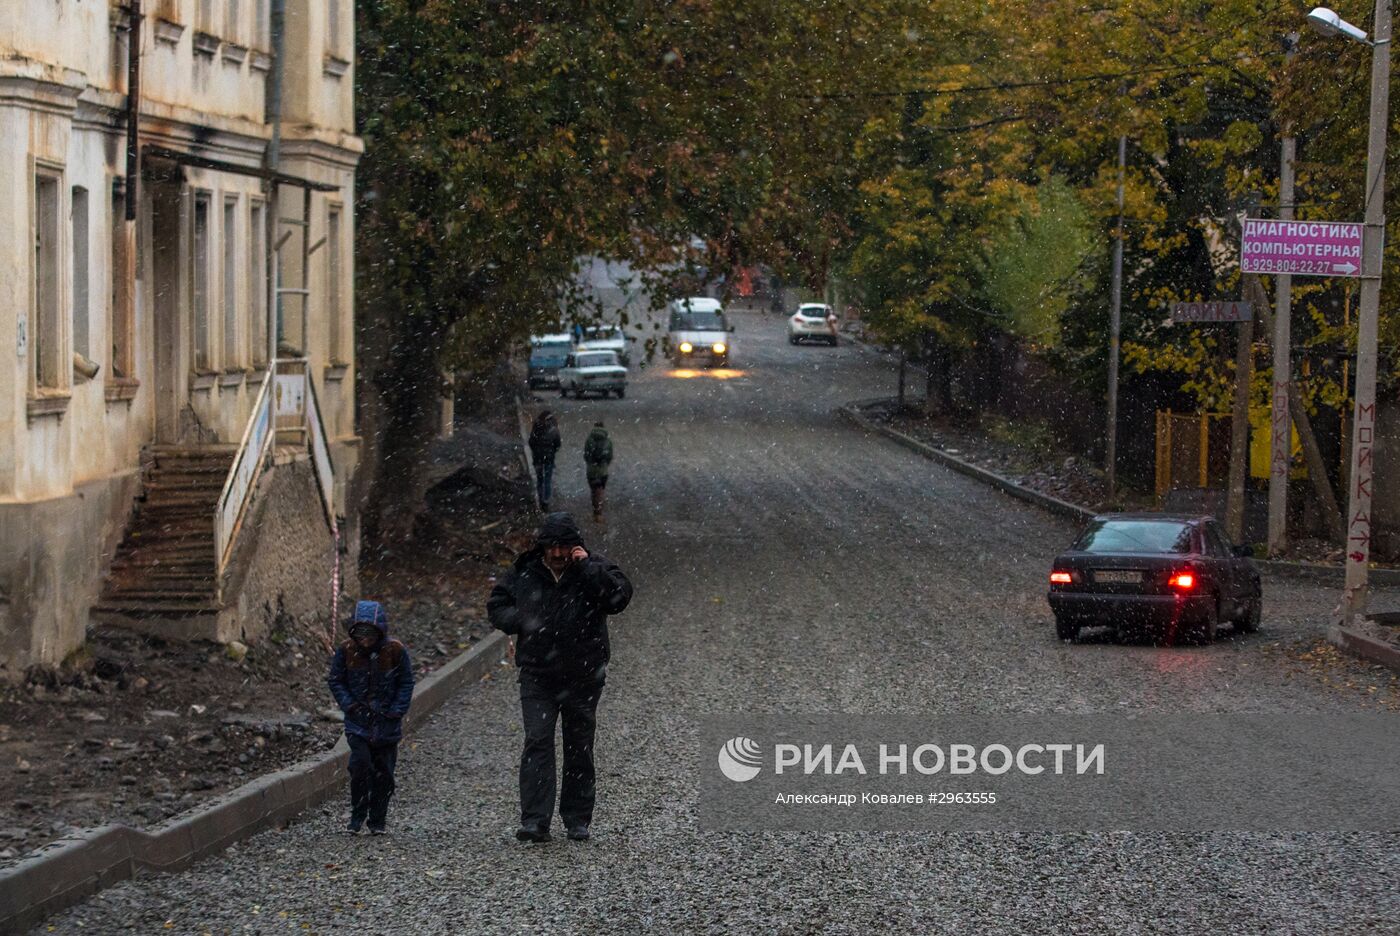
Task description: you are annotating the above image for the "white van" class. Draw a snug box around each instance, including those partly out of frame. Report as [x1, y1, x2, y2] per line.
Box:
[667, 298, 733, 367]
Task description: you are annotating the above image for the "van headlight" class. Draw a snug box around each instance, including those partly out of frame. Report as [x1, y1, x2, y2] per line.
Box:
[679, 342, 693, 354]
[712, 343, 726, 354]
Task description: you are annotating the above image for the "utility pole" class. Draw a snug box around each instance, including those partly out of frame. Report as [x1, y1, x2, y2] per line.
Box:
[1268, 36, 1298, 557]
[1105, 134, 1126, 502]
[1341, 0, 1391, 623]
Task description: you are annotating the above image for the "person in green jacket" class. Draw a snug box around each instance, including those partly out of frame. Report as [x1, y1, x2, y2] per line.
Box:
[583, 421, 613, 522]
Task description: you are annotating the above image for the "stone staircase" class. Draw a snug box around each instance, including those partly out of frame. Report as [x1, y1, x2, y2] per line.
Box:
[94, 446, 236, 617]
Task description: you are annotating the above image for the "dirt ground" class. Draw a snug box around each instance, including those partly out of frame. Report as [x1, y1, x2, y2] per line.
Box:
[0, 402, 538, 869]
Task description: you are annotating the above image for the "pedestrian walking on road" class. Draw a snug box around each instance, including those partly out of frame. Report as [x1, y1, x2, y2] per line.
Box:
[583, 421, 613, 523]
[327, 600, 415, 836]
[487, 512, 634, 843]
[528, 410, 562, 512]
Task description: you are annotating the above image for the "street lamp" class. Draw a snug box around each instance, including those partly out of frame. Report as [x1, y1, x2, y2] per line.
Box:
[1308, 3, 1392, 624]
[1307, 6, 1372, 43]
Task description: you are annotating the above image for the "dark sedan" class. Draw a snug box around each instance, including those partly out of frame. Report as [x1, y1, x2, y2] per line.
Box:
[1047, 514, 1261, 645]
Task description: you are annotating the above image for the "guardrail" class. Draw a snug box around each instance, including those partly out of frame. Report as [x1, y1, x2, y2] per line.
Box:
[214, 367, 276, 581]
[304, 366, 336, 527]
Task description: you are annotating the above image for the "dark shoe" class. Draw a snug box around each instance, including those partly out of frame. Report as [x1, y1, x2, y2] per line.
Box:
[346, 817, 365, 835]
[367, 821, 387, 836]
[566, 824, 591, 841]
[515, 824, 551, 843]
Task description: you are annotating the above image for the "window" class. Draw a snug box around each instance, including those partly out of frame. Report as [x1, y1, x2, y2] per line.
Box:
[225, 0, 240, 41]
[223, 196, 239, 367]
[1071, 520, 1193, 555]
[250, 200, 267, 365]
[193, 192, 211, 370]
[327, 205, 342, 361]
[326, 0, 340, 54]
[33, 172, 62, 390]
[110, 185, 134, 379]
[71, 186, 90, 360]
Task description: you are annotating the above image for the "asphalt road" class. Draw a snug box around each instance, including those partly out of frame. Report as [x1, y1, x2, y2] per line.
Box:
[41, 307, 1400, 934]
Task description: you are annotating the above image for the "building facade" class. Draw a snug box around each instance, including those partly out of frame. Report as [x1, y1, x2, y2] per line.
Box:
[0, 0, 362, 677]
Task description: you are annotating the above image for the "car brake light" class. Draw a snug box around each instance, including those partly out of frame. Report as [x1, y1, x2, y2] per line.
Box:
[1168, 572, 1195, 590]
[1049, 571, 1073, 584]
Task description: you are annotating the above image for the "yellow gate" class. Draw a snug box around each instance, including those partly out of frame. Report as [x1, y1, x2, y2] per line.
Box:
[1154, 411, 1234, 506]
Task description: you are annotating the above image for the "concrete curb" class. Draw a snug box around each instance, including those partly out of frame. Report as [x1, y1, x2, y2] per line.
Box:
[0, 631, 508, 935]
[1330, 623, 1400, 672]
[838, 403, 1095, 525]
[842, 398, 1400, 589]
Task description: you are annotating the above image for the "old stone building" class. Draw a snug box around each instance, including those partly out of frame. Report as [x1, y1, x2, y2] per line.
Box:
[0, 0, 362, 678]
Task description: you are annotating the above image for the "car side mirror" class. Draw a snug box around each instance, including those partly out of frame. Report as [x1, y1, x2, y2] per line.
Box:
[728, 325, 736, 333]
[1232, 544, 1253, 558]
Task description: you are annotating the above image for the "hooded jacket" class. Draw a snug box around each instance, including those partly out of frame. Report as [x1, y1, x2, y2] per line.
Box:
[584, 426, 613, 483]
[327, 600, 415, 744]
[528, 415, 561, 466]
[487, 513, 633, 680]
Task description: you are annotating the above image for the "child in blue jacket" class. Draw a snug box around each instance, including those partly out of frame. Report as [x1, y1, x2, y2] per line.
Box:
[327, 600, 415, 834]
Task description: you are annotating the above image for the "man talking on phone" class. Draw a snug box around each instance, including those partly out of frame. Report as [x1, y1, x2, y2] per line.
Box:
[487, 512, 634, 843]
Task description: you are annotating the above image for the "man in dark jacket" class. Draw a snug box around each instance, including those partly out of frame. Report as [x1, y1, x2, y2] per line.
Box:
[527, 410, 562, 512]
[487, 512, 633, 842]
[327, 600, 415, 835]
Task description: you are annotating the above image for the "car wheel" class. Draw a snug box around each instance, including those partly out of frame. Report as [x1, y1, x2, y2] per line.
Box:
[829, 336, 838, 346]
[1238, 594, 1261, 633]
[616, 388, 626, 399]
[1054, 616, 1080, 642]
[560, 387, 569, 398]
[789, 335, 798, 345]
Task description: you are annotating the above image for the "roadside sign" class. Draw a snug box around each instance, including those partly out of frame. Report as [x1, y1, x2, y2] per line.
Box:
[1240, 219, 1363, 277]
[1170, 301, 1252, 323]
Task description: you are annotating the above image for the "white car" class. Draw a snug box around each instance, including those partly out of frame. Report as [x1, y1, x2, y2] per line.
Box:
[577, 324, 631, 367]
[667, 297, 733, 367]
[558, 350, 628, 399]
[788, 303, 839, 346]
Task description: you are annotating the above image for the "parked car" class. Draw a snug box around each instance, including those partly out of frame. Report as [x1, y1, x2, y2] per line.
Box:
[578, 324, 632, 367]
[528, 334, 573, 388]
[558, 350, 628, 399]
[1047, 513, 1261, 645]
[667, 297, 734, 367]
[788, 303, 839, 346]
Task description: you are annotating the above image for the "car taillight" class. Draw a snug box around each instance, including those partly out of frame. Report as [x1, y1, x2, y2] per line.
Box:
[1168, 572, 1196, 590]
[1050, 571, 1073, 585]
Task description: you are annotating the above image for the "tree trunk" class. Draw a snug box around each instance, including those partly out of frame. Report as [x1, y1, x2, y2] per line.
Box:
[358, 308, 451, 548]
[1226, 316, 1254, 542]
[1245, 275, 1345, 542]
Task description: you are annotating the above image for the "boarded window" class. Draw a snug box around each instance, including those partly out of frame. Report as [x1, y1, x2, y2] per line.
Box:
[193, 193, 211, 370]
[327, 205, 342, 361]
[110, 184, 134, 380]
[250, 200, 267, 365]
[33, 173, 62, 389]
[71, 186, 90, 359]
[223, 195, 239, 367]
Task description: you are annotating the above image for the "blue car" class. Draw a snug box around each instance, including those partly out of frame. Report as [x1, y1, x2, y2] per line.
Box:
[528, 334, 573, 388]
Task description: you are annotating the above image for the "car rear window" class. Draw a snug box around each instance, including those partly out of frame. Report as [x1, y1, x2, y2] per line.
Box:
[1072, 520, 1192, 554]
[799, 307, 829, 317]
[576, 353, 617, 368]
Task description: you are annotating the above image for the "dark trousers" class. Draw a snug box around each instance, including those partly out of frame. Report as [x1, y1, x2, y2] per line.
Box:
[347, 734, 398, 825]
[518, 668, 605, 830]
[534, 459, 555, 505]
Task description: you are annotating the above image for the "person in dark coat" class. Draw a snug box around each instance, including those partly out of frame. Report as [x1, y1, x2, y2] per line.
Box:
[487, 512, 634, 842]
[327, 600, 415, 835]
[528, 410, 562, 512]
[583, 421, 613, 523]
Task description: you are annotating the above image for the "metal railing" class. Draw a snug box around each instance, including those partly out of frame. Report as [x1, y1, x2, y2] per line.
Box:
[304, 365, 336, 526]
[215, 366, 276, 576]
